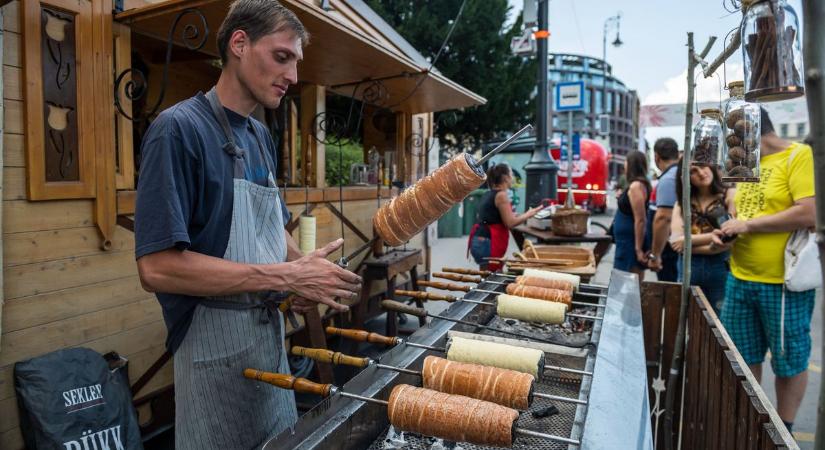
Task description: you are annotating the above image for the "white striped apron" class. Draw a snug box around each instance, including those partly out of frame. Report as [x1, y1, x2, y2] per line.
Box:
[173, 89, 297, 450]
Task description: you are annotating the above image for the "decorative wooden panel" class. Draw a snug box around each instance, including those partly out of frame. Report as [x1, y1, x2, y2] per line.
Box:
[23, 0, 96, 200]
[112, 21, 133, 190]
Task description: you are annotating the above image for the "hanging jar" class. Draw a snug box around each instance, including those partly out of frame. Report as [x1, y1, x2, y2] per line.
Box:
[692, 108, 725, 168]
[722, 81, 761, 182]
[740, 0, 804, 102]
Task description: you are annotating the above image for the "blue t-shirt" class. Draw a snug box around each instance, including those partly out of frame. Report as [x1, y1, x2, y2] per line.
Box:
[135, 92, 291, 353]
[655, 164, 678, 209]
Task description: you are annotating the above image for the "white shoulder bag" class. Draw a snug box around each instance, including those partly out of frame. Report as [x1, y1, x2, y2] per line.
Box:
[784, 147, 822, 292]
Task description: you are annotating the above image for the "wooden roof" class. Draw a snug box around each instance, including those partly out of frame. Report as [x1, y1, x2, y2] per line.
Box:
[116, 0, 486, 114]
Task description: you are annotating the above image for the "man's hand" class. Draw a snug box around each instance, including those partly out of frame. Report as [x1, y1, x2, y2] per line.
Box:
[710, 229, 729, 247]
[286, 238, 362, 312]
[648, 257, 663, 272]
[525, 205, 543, 218]
[721, 218, 749, 236]
[290, 296, 317, 314]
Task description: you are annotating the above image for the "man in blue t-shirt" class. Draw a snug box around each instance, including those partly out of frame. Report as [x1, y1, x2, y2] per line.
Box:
[647, 137, 680, 280]
[133, 1, 361, 448]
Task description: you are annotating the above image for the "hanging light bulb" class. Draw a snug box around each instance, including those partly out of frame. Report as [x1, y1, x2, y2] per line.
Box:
[740, 0, 804, 102]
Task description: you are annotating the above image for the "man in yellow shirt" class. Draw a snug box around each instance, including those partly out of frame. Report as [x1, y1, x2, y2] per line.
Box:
[715, 109, 816, 434]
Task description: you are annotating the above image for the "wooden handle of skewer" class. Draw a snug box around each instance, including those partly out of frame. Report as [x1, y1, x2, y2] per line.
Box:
[417, 280, 470, 292]
[442, 267, 491, 277]
[325, 327, 399, 346]
[433, 272, 482, 283]
[278, 294, 296, 312]
[381, 299, 428, 317]
[394, 289, 455, 302]
[243, 369, 332, 396]
[291, 346, 369, 368]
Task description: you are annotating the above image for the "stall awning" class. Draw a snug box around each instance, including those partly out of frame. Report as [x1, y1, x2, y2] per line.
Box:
[115, 0, 486, 114]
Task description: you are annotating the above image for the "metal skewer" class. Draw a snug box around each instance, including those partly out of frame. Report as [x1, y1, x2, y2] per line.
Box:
[477, 124, 533, 165]
[325, 326, 593, 377]
[243, 368, 389, 405]
[291, 346, 421, 376]
[245, 367, 581, 446]
[291, 347, 587, 406]
[440, 267, 609, 292]
[395, 291, 603, 321]
[415, 281, 605, 308]
[381, 300, 601, 350]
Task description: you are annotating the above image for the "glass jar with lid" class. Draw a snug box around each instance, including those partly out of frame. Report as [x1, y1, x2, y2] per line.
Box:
[740, 0, 804, 102]
[692, 108, 725, 168]
[722, 81, 761, 182]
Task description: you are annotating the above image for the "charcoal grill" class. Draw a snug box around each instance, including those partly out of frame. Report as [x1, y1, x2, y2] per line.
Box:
[265, 270, 652, 450]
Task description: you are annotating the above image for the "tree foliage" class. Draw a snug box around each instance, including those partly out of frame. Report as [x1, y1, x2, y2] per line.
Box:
[365, 0, 536, 155]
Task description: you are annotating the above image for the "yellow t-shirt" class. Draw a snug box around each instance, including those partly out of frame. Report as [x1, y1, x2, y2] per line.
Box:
[730, 142, 815, 283]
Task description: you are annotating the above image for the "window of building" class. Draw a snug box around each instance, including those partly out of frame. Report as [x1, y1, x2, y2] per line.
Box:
[780, 123, 789, 137]
[797, 122, 806, 137]
[595, 91, 603, 114]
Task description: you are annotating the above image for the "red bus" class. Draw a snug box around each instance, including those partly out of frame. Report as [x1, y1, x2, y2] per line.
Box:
[550, 138, 609, 213]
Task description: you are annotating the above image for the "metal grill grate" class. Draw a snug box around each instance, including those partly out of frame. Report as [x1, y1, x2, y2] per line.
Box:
[367, 353, 586, 450]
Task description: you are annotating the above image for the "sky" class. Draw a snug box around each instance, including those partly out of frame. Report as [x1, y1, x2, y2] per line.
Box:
[505, 0, 805, 106]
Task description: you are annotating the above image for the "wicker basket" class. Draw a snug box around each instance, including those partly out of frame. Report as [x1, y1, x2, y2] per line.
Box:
[551, 207, 590, 236]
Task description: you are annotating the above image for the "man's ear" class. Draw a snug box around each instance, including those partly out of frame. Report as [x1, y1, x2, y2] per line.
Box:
[229, 29, 248, 60]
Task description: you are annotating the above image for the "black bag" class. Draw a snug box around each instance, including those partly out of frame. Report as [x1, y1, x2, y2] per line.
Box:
[15, 347, 143, 450]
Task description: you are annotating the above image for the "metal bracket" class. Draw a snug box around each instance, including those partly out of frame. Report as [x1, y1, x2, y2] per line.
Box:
[114, 8, 209, 122]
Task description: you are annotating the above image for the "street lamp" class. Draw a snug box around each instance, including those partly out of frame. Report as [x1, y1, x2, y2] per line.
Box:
[602, 12, 622, 178]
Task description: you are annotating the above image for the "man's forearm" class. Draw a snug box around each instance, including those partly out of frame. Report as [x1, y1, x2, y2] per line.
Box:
[747, 201, 815, 233]
[137, 249, 295, 297]
[651, 208, 672, 256]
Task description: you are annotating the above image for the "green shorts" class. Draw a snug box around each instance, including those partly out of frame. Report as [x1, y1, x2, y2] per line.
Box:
[719, 274, 815, 377]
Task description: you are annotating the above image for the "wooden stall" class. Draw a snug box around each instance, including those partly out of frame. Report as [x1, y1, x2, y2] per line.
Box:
[0, 0, 485, 447]
[641, 282, 798, 449]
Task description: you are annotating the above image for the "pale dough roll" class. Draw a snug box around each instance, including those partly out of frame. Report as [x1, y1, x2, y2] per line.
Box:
[496, 294, 567, 324]
[515, 275, 574, 293]
[506, 284, 572, 306]
[446, 336, 544, 378]
[422, 356, 534, 410]
[387, 384, 518, 448]
[373, 154, 485, 246]
[298, 215, 316, 254]
[522, 268, 581, 290]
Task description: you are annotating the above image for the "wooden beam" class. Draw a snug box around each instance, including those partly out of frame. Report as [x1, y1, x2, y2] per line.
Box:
[300, 84, 325, 188]
[93, 0, 118, 250]
[324, 201, 370, 243]
[117, 189, 136, 215]
[395, 111, 406, 184]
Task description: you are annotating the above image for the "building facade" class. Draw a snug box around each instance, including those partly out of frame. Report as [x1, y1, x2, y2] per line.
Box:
[549, 53, 639, 178]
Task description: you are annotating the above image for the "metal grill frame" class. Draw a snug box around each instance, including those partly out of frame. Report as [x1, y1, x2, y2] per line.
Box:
[265, 275, 605, 450]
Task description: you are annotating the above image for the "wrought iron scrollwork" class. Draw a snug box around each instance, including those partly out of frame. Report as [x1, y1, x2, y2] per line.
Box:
[114, 8, 209, 122]
[312, 111, 353, 146]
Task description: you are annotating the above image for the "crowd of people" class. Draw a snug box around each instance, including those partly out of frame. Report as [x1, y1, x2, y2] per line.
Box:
[613, 109, 817, 434]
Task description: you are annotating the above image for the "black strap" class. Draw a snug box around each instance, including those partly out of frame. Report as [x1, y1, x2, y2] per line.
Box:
[205, 88, 276, 182]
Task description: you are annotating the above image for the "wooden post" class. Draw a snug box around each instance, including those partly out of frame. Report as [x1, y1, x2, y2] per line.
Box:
[287, 99, 298, 184]
[801, 2, 825, 447]
[301, 84, 325, 187]
[93, 0, 116, 250]
[395, 111, 408, 184]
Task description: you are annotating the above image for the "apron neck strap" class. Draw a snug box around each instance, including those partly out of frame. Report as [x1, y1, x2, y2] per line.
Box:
[206, 87, 247, 179]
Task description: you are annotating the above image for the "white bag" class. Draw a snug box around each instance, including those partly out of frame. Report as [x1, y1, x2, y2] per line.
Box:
[782, 146, 822, 292]
[784, 229, 822, 291]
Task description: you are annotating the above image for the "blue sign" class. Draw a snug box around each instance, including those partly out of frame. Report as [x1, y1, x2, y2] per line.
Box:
[560, 133, 582, 160]
[554, 81, 585, 111]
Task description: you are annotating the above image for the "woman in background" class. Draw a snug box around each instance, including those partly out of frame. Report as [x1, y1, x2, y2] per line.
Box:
[468, 164, 541, 271]
[669, 161, 735, 311]
[612, 151, 652, 278]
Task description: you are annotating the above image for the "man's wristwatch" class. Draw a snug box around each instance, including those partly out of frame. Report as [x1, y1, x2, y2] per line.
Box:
[647, 253, 658, 262]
